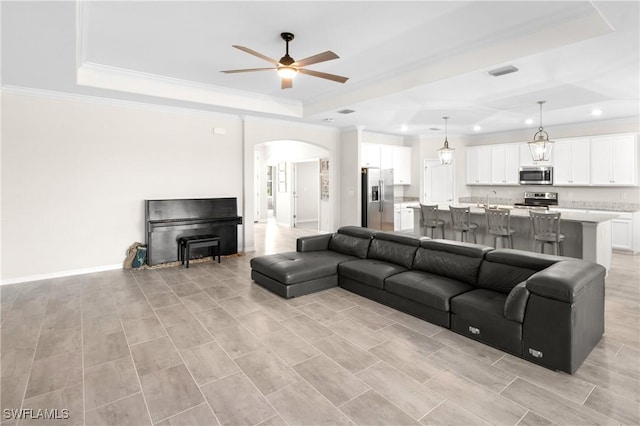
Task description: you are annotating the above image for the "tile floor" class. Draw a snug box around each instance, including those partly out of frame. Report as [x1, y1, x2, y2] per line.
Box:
[1, 221, 639, 425]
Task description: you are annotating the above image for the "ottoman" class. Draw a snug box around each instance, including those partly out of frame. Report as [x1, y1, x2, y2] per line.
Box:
[250, 250, 358, 298]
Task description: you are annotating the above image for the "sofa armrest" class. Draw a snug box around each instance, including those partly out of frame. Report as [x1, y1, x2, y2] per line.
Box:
[526, 260, 605, 303]
[296, 234, 333, 252]
[504, 282, 530, 323]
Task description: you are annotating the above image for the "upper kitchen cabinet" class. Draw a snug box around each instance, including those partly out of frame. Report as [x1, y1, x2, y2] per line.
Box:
[361, 143, 381, 168]
[552, 138, 590, 186]
[392, 146, 412, 185]
[591, 135, 638, 186]
[519, 143, 553, 167]
[466, 145, 492, 185]
[490, 143, 520, 185]
[361, 143, 411, 184]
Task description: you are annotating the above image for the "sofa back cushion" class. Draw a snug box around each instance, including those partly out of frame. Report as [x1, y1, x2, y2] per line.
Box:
[477, 249, 561, 294]
[367, 232, 422, 269]
[328, 226, 375, 259]
[413, 240, 492, 286]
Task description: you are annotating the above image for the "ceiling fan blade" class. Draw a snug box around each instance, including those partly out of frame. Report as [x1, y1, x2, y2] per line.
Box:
[220, 68, 274, 74]
[298, 68, 349, 83]
[232, 45, 280, 66]
[293, 51, 339, 67]
[281, 78, 293, 89]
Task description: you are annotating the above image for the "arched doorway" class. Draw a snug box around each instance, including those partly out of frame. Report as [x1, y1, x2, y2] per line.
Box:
[254, 140, 330, 232]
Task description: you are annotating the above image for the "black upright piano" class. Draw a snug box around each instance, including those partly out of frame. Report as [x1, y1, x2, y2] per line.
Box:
[145, 197, 243, 266]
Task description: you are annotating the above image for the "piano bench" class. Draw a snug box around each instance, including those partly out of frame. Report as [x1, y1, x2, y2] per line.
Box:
[178, 235, 221, 268]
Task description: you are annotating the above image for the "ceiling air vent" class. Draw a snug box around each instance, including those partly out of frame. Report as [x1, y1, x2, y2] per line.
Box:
[338, 109, 355, 114]
[488, 65, 519, 77]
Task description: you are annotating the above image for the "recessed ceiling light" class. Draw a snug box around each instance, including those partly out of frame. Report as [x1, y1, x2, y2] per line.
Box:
[473, 125, 482, 131]
[591, 109, 602, 116]
[400, 125, 408, 132]
[525, 118, 534, 125]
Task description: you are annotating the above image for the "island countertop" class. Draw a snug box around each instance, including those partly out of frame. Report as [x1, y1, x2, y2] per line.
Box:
[409, 203, 615, 270]
[408, 203, 619, 223]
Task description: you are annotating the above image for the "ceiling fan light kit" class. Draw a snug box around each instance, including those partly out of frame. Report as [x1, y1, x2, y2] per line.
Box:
[221, 32, 348, 89]
[277, 66, 297, 79]
[528, 100, 554, 162]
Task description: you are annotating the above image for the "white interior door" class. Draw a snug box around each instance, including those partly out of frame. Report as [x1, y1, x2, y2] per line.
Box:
[424, 159, 454, 203]
[293, 160, 320, 230]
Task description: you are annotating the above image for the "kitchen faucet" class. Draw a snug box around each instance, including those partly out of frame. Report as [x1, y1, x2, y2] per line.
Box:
[487, 190, 497, 208]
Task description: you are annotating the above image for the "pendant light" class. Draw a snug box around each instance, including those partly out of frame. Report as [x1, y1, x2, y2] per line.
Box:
[528, 100, 554, 161]
[438, 116, 455, 165]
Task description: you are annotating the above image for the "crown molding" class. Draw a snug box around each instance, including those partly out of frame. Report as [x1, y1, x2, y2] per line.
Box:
[1, 85, 242, 120]
[77, 62, 303, 118]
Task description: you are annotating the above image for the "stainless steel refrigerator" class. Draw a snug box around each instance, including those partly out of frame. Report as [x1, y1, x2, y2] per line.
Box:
[361, 167, 394, 231]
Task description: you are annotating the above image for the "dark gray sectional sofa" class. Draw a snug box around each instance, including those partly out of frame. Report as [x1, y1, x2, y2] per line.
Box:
[250, 226, 605, 374]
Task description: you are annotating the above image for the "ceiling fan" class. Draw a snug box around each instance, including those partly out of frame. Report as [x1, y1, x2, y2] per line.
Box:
[221, 32, 349, 89]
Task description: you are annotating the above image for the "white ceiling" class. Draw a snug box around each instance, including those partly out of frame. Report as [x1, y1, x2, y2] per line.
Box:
[2, 1, 638, 136]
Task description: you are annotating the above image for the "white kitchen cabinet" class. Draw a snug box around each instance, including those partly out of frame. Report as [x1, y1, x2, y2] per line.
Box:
[596, 210, 640, 253]
[361, 144, 411, 184]
[380, 145, 394, 169]
[491, 143, 520, 184]
[392, 146, 412, 185]
[466, 147, 478, 185]
[519, 143, 553, 166]
[552, 138, 590, 185]
[394, 207, 401, 231]
[591, 135, 637, 186]
[361, 143, 381, 168]
[466, 146, 492, 185]
[612, 215, 633, 252]
[401, 207, 414, 230]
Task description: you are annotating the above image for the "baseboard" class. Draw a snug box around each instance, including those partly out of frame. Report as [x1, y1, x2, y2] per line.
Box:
[1, 264, 123, 285]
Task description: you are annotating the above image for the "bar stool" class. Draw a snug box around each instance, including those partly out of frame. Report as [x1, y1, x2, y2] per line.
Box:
[529, 210, 565, 255]
[449, 206, 478, 243]
[419, 204, 445, 238]
[485, 207, 516, 248]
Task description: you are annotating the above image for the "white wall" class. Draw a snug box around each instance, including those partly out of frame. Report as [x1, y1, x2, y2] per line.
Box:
[361, 131, 404, 146]
[339, 129, 360, 226]
[1, 93, 243, 282]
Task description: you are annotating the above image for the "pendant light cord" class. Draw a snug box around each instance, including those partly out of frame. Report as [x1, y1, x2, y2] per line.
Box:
[443, 116, 449, 148]
[538, 101, 545, 131]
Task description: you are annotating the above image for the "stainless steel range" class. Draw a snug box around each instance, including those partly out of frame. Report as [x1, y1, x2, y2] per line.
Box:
[513, 192, 558, 209]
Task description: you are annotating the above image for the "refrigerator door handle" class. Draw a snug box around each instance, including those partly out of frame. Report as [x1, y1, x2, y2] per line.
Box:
[379, 180, 384, 211]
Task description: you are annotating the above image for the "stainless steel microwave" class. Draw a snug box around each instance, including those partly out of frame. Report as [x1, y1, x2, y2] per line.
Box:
[519, 166, 553, 185]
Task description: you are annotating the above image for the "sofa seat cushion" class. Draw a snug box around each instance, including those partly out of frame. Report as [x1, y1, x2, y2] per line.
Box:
[338, 259, 407, 289]
[250, 251, 356, 285]
[450, 289, 522, 355]
[385, 271, 473, 311]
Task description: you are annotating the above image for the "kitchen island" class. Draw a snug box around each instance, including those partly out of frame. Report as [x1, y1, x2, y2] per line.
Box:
[411, 204, 617, 271]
